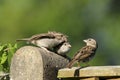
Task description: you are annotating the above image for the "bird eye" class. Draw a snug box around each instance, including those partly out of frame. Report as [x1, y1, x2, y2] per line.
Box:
[88, 39, 91, 41]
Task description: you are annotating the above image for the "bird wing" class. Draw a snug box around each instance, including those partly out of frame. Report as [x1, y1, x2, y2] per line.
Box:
[73, 46, 94, 61]
[30, 33, 55, 40]
[48, 31, 68, 41]
[16, 33, 55, 42]
[17, 31, 68, 44]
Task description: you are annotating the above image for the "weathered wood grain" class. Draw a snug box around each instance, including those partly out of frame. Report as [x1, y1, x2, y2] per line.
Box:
[58, 66, 120, 78]
[81, 77, 99, 80]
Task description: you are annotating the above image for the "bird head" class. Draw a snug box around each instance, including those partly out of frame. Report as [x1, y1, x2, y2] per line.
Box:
[63, 42, 72, 48]
[57, 42, 71, 55]
[83, 38, 97, 47]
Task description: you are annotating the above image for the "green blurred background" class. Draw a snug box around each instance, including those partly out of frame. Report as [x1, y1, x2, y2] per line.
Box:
[0, 0, 120, 66]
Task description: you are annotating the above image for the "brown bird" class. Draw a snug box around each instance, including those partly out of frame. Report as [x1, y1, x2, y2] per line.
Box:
[66, 38, 98, 68]
[16, 31, 69, 52]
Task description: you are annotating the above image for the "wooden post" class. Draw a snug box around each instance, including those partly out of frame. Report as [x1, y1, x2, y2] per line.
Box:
[10, 46, 69, 80]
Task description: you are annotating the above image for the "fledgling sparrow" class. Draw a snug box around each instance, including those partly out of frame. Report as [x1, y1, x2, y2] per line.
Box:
[66, 38, 98, 68]
[17, 31, 68, 51]
[54, 42, 71, 55]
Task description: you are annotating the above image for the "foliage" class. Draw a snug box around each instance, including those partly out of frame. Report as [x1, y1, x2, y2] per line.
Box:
[0, 0, 120, 65]
[0, 44, 17, 72]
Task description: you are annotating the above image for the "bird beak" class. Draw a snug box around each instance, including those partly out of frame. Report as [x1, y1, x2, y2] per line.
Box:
[68, 44, 71, 48]
[69, 45, 72, 48]
[83, 39, 87, 43]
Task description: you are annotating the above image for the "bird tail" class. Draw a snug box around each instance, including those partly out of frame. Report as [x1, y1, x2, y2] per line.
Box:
[66, 59, 77, 68]
[16, 38, 29, 42]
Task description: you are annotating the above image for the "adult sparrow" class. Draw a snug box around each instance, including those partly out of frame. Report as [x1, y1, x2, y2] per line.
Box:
[17, 31, 68, 51]
[66, 38, 98, 68]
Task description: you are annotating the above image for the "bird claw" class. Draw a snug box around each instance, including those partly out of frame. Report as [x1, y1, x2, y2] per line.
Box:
[77, 62, 81, 67]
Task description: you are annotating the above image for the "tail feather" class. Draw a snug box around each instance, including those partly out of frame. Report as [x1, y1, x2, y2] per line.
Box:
[16, 38, 29, 42]
[66, 59, 77, 68]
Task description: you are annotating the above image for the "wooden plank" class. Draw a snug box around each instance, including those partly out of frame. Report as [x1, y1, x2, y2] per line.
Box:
[107, 78, 120, 80]
[58, 66, 120, 78]
[59, 77, 99, 80]
[81, 77, 99, 80]
[59, 78, 79, 80]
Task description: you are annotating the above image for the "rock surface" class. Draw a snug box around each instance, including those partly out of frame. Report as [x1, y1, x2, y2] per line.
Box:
[10, 46, 69, 80]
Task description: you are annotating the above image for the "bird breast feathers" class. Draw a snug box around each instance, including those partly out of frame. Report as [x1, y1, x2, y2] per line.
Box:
[73, 46, 95, 60]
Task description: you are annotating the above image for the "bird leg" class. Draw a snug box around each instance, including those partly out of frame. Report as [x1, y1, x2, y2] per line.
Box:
[76, 62, 81, 67]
